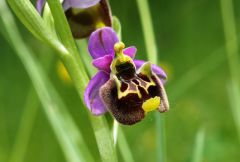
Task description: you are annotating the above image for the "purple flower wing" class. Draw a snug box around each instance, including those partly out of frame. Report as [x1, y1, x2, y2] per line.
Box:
[92, 54, 113, 73]
[84, 71, 109, 115]
[88, 27, 119, 59]
[36, 0, 46, 13]
[134, 60, 167, 83]
[63, 0, 101, 11]
[123, 46, 137, 58]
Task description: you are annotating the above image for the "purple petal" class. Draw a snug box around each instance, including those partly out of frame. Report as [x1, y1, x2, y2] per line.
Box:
[63, 0, 101, 11]
[92, 54, 113, 73]
[134, 60, 167, 83]
[123, 46, 137, 58]
[36, 0, 46, 13]
[88, 27, 119, 59]
[84, 71, 109, 115]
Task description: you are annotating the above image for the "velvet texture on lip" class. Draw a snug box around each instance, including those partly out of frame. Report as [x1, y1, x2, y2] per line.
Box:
[36, 0, 112, 38]
[85, 27, 169, 125]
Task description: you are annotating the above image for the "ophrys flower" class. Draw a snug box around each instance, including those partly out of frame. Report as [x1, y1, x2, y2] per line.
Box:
[85, 27, 169, 125]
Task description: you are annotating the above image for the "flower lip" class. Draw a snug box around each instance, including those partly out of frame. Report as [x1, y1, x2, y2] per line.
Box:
[100, 62, 168, 125]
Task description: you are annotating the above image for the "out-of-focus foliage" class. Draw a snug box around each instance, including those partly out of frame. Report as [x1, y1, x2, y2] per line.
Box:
[1, 0, 240, 162]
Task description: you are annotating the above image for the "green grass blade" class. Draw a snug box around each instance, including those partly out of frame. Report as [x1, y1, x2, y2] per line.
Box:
[0, 2, 94, 162]
[220, 0, 240, 141]
[8, 89, 39, 162]
[191, 128, 205, 162]
[113, 120, 119, 146]
[136, 0, 158, 63]
[227, 82, 240, 140]
[117, 128, 134, 162]
[220, 0, 239, 81]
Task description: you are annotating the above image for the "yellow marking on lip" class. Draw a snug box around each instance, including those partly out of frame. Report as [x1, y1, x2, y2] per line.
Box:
[114, 74, 156, 99]
[142, 96, 161, 113]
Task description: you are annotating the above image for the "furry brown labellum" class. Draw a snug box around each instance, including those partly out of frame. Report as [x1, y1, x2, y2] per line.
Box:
[100, 42, 169, 125]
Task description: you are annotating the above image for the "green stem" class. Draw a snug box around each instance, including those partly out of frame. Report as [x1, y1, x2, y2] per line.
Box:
[0, 2, 93, 162]
[155, 113, 167, 162]
[43, 1, 117, 161]
[117, 128, 134, 162]
[227, 82, 240, 141]
[76, 40, 118, 162]
[76, 40, 97, 76]
[46, 0, 89, 97]
[220, 0, 239, 81]
[136, 1, 166, 162]
[136, 0, 158, 63]
[113, 120, 119, 146]
[191, 128, 205, 162]
[7, 0, 68, 57]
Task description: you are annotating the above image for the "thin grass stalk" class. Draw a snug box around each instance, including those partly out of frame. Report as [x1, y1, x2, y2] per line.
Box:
[76, 40, 118, 161]
[220, 0, 240, 140]
[75, 39, 117, 162]
[8, 89, 39, 162]
[136, 0, 158, 62]
[191, 128, 205, 162]
[227, 83, 240, 141]
[136, 0, 166, 161]
[117, 127, 134, 162]
[113, 120, 119, 146]
[45, 1, 117, 161]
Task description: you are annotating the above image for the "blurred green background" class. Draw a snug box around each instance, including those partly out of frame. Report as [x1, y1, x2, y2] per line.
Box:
[1, 0, 240, 162]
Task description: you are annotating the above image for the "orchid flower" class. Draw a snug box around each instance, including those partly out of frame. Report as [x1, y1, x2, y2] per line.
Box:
[85, 27, 169, 125]
[36, 0, 112, 38]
